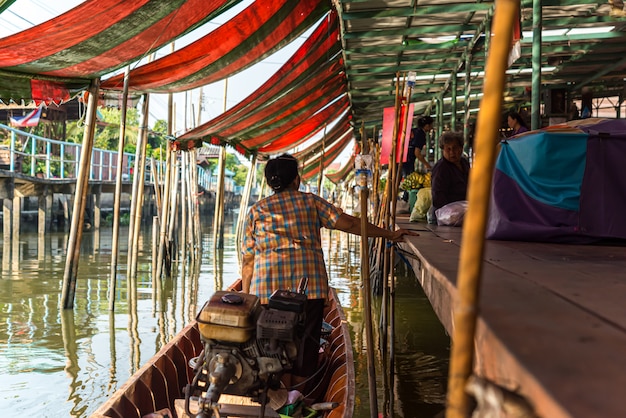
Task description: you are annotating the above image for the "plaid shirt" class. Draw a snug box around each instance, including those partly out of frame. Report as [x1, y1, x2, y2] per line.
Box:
[241, 190, 343, 304]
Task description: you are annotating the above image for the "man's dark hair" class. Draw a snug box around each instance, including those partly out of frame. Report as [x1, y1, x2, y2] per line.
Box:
[417, 115, 434, 128]
[265, 153, 299, 192]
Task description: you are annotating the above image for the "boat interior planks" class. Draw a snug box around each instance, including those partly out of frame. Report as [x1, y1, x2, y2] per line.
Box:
[396, 217, 626, 418]
[90, 287, 354, 418]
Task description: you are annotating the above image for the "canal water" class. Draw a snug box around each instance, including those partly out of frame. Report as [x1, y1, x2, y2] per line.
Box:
[0, 214, 449, 417]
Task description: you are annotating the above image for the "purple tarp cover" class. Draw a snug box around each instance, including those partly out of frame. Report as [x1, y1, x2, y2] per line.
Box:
[487, 118, 626, 243]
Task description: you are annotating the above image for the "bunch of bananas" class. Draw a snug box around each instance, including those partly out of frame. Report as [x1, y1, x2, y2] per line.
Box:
[400, 171, 431, 191]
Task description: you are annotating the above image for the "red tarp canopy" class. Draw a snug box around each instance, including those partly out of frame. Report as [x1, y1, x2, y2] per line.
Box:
[101, 0, 328, 93]
[0, 0, 239, 104]
[178, 14, 349, 156]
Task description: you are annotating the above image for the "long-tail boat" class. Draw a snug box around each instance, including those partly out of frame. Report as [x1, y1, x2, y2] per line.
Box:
[91, 280, 355, 418]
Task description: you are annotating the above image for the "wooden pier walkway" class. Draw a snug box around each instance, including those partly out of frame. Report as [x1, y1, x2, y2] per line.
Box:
[397, 216, 626, 418]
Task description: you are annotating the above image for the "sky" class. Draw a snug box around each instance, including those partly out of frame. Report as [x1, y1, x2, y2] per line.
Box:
[0, 0, 352, 165]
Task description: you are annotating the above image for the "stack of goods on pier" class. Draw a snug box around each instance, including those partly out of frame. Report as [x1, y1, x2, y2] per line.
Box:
[487, 118, 626, 243]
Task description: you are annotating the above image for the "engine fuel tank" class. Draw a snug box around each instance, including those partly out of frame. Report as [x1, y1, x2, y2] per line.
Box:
[196, 292, 261, 343]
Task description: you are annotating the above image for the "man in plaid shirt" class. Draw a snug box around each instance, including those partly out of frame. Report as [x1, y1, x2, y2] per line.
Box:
[241, 153, 417, 384]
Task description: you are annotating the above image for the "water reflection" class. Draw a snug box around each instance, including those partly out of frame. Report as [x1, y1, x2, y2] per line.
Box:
[0, 216, 448, 417]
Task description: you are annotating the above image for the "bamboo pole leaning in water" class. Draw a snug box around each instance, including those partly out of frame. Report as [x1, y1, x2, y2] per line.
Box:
[358, 169, 378, 418]
[109, 67, 130, 311]
[180, 149, 188, 266]
[445, 1, 518, 417]
[156, 145, 174, 281]
[379, 73, 404, 415]
[212, 146, 227, 250]
[167, 153, 181, 268]
[190, 148, 202, 263]
[128, 94, 150, 280]
[61, 78, 100, 310]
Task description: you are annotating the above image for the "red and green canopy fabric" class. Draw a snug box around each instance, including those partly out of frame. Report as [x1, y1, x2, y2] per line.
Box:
[178, 14, 340, 140]
[0, 0, 239, 103]
[177, 13, 348, 156]
[101, 0, 329, 93]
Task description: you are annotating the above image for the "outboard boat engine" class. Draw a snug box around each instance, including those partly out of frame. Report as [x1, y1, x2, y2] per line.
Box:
[185, 284, 308, 418]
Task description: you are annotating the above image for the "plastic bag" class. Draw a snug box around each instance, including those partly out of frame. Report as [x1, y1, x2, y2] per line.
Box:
[410, 187, 431, 222]
[435, 200, 468, 226]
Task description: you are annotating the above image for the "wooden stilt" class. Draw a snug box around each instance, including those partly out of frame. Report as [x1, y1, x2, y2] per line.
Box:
[109, 67, 130, 311]
[61, 78, 100, 310]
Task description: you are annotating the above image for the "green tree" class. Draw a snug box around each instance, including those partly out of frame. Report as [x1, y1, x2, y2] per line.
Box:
[224, 152, 248, 187]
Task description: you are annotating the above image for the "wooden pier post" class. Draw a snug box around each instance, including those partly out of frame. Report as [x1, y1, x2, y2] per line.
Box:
[61, 78, 100, 310]
[38, 191, 48, 259]
[12, 195, 20, 244]
[3, 198, 12, 272]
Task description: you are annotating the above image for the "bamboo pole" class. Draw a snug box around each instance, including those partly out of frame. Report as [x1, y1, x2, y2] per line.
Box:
[180, 150, 188, 265]
[212, 146, 226, 250]
[389, 79, 415, 415]
[61, 78, 100, 310]
[445, 1, 518, 417]
[235, 154, 257, 260]
[358, 169, 378, 418]
[128, 94, 150, 279]
[109, 66, 130, 311]
[156, 149, 173, 281]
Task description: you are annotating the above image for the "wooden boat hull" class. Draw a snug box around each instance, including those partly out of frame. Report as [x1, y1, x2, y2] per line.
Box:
[91, 287, 354, 418]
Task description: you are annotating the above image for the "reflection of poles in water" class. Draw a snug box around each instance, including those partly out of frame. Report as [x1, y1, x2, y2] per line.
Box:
[108, 311, 117, 391]
[152, 215, 160, 313]
[60, 309, 79, 404]
[188, 253, 201, 322]
[128, 268, 141, 373]
[61, 78, 99, 310]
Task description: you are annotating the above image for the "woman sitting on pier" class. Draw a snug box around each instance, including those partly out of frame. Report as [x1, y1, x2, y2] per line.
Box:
[430, 131, 470, 224]
[240, 153, 417, 386]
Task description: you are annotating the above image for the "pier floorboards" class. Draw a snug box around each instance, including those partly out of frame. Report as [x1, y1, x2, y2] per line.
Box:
[396, 216, 626, 418]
